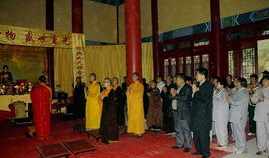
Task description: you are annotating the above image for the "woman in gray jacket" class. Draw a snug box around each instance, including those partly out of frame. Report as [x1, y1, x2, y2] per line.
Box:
[228, 77, 249, 154]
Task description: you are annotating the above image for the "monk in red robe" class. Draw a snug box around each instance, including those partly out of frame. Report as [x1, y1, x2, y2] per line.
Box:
[29, 75, 52, 140]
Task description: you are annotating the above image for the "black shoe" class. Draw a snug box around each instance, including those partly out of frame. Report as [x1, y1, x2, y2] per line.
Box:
[135, 134, 143, 138]
[25, 132, 33, 138]
[183, 148, 191, 152]
[192, 152, 201, 155]
[25, 132, 36, 138]
[101, 139, 109, 144]
[171, 145, 183, 149]
[256, 151, 263, 155]
[201, 154, 210, 158]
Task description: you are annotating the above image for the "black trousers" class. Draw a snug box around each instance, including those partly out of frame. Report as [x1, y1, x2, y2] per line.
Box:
[74, 100, 86, 119]
[193, 127, 210, 157]
[248, 105, 256, 134]
[163, 113, 174, 132]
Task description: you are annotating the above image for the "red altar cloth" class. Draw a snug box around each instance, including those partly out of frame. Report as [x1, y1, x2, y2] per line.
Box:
[0, 110, 13, 123]
[30, 84, 52, 140]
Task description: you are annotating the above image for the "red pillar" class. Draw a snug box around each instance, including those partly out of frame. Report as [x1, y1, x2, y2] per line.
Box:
[151, 0, 160, 79]
[116, 5, 120, 44]
[72, 0, 83, 33]
[210, 0, 227, 77]
[46, 0, 54, 31]
[125, 0, 142, 82]
[46, 0, 54, 92]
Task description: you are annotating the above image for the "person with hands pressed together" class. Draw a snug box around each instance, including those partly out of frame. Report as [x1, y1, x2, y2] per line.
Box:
[170, 74, 193, 152]
[191, 68, 213, 158]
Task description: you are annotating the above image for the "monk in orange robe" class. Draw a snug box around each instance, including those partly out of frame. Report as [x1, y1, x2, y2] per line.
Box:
[30, 75, 52, 140]
[127, 73, 145, 136]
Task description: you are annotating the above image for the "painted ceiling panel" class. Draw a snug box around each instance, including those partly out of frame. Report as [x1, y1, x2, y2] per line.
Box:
[90, 0, 124, 6]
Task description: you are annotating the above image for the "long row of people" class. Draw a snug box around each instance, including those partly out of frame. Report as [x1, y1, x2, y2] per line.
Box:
[72, 68, 269, 158]
[73, 68, 211, 157]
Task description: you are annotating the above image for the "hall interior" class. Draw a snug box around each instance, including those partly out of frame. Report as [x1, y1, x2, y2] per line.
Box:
[1, 0, 269, 158]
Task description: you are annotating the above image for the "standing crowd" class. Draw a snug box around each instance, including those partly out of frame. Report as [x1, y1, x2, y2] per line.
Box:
[29, 67, 269, 158]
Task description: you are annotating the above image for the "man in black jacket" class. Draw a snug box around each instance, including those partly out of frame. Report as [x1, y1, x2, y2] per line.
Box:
[191, 67, 213, 158]
[171, 74, 193, 152]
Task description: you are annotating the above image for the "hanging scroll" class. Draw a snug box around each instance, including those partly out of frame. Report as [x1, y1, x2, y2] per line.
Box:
[72, 34, 87, 84]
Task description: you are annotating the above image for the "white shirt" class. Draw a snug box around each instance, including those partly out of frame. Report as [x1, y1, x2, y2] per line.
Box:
[157, 81, 165, 92]
[172, 84, 185, 110]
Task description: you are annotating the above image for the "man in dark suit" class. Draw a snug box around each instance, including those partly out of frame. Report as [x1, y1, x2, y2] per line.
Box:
[171, 74, 193, 152]
[191, 67, 213, 158]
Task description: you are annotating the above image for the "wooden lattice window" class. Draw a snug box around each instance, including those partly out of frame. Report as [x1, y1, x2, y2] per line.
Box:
[164, 59, 169, 79]
[193, 55, 200, 72]
[171, 58, 177, 77]
[202, 54, 209, 69]
[242, 48, 256, 80]
[178, 57, 184, 73]
[185, 56, 192, 77]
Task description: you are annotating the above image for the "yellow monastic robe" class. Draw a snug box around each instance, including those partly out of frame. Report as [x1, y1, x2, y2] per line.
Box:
[127, 81, 145, 135]
[85, 81, 101, 130]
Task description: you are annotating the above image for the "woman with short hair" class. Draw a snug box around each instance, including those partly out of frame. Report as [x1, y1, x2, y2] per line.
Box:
[213, 77, 229, 148]
[99, 78, 119, 144]
[228, 77, 249, 154]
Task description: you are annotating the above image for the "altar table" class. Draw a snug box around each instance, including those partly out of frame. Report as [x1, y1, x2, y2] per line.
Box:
[0, 94, 31, 111]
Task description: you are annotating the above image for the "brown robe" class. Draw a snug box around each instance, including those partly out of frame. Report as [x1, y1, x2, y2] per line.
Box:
[147, 87, 163, 128]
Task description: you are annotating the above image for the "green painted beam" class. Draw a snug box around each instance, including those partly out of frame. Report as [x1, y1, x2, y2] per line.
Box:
[90, 0, 124, 6]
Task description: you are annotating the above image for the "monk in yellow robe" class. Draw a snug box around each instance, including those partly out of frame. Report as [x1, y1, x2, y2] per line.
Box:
[127, 73, 145, 136]
[85, 73, 101, 130]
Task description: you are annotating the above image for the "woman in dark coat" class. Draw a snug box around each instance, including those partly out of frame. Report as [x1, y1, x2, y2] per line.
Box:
[100, 78, 119, 144]
[112, 77, 125, 128]
[73, 76, 86, 119]
[161, 85, 174, 133]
